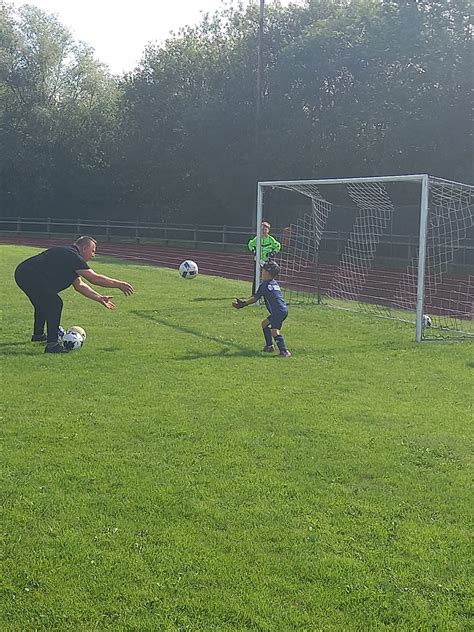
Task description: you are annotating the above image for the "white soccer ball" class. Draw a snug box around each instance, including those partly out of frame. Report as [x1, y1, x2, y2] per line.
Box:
[422, 314, 432, 328]
[63, 330, 84, 351]
[68, 325, 87, 340]
[179, 259, 199, 279]
[57, 326, 66, 341]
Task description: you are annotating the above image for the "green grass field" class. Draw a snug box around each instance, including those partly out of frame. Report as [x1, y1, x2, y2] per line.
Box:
[1, 245, 472, 631]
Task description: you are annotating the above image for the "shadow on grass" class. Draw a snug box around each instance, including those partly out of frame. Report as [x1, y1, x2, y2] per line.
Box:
[192, 296, 235, 302]
[181, 348, 261, 360]
[132, 310, 419, 360]
[132, 309, 258, 359]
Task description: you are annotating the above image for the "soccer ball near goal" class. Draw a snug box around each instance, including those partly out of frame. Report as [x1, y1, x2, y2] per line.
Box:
[422, 314, 432, 328]
[63, 329, 85, 351]
[179, 260, 199, 279]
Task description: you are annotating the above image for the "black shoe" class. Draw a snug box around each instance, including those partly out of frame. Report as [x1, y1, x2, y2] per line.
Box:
[44, 342, 70, 354]
[262, 345, 275, 352]
[31, 334, 47, 342]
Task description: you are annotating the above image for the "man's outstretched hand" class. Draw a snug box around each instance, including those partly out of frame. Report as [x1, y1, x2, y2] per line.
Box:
[98, 295, 116, 309]
[118, 281, 134, 296]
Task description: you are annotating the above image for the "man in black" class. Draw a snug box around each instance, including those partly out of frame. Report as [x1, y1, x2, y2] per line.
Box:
[15, 235, 134, 353]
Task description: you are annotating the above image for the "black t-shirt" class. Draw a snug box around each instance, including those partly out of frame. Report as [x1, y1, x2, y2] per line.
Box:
[19, 245, 90, 292]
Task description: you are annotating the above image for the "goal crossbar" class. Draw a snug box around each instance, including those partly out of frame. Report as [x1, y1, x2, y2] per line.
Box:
[258, 175, 469, 187]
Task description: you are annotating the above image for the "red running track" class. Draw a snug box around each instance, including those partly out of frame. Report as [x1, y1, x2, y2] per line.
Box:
[2, 235, 472, 319]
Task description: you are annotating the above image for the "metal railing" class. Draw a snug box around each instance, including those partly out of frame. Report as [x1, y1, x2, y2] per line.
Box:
[1, 216, 473, 265]
[0, 217, 252, 249]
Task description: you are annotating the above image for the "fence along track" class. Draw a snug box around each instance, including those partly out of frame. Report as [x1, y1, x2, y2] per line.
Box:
[0, 235, 254, 283]
[2, 236, 472, 322]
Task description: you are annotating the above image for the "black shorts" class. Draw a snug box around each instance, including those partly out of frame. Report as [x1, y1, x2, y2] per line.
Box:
[269, 311, 288, 329]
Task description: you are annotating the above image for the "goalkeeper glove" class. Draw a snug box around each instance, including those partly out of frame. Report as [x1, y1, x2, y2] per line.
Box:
[232, 298, 246, 309]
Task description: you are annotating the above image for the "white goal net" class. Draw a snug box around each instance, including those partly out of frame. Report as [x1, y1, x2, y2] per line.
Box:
[255, 175, 474, 341]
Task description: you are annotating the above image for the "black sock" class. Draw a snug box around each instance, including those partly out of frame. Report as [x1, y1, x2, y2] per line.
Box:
[263, 326, 273, 347]
[274, 334, 287, 353]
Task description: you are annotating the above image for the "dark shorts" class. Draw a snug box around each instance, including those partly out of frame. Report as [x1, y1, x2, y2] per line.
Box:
[269, 310, 288, 329]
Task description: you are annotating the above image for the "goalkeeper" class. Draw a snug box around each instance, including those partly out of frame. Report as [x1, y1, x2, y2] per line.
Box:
[232, 260, 291, 357]
[247, 221, 281, 293]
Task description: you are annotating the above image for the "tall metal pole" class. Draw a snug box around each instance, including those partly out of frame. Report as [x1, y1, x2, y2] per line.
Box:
[256, 0, 265, 139]
[254, 0, 265, 232]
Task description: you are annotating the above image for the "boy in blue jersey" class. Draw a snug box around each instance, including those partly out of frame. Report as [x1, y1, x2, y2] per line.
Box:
[232, 261, 291, 357]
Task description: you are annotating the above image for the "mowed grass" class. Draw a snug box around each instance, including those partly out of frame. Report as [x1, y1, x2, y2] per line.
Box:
[0, 244, 472, 631]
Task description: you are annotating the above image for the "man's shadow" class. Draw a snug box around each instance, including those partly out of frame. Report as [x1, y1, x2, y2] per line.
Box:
[132, 310, 259, 359]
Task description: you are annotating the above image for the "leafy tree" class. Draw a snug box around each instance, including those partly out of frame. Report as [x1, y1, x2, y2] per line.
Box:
[0, 2, 119, 218]
[118, 0, 471, 226]
[1, 0, 471, 226]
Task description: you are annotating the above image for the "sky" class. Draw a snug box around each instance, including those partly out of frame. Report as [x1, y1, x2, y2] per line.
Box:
[9, 0, 294, 75]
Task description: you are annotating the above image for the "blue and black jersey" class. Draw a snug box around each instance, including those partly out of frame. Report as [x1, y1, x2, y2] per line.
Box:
[254, 279, 288, 317]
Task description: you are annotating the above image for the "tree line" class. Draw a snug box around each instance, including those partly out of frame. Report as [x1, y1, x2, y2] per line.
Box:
[0, 0, 471, 227]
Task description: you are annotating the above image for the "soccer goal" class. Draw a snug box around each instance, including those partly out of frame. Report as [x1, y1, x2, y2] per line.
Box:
[254, 175, 474, 341]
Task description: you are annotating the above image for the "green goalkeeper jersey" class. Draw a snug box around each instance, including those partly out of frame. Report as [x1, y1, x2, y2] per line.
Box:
[247, 234, 281, 263]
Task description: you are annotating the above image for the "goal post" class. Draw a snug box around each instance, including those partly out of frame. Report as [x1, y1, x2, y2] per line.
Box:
[255, 174, 474, 341]
[415, 175, 429, 342]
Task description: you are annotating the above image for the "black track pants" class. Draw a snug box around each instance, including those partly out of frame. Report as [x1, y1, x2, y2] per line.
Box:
[15, 263, 63, 343]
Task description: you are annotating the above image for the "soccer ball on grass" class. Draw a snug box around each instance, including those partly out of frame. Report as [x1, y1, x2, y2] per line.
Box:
[68, 325, 87, 340]
[179, 260, 199, 279]
[422, 314, 432, 328]
[63, 328, 85, 351]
